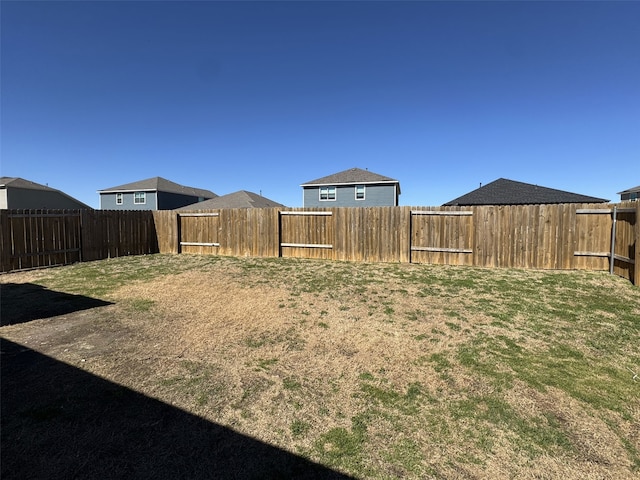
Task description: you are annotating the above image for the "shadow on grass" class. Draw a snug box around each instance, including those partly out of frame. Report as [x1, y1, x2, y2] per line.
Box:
[1, 338, 354, 479]
[0, 283, 114, 326]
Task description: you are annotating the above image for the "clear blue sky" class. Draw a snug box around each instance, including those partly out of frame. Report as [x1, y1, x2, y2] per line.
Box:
[2, 1, 638, 208]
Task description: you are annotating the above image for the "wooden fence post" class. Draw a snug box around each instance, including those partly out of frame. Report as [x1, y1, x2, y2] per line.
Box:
[635, 202, 640, 286]
[0, 210, 11, 273]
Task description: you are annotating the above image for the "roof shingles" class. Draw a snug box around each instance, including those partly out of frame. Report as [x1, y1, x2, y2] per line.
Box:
[178, 190, 284, 210]
[301, 167, 399, 187]
[99, 177, 216, 199]
[444, 178, 609, 206]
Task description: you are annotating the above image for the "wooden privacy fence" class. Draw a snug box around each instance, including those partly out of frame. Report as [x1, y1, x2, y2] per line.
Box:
[155, 202, 639, 285]
[575, 206, 637, 279]
[0, 210, 82, 272]
[2, 203, 638, 285]
[0, 209, 159, 272]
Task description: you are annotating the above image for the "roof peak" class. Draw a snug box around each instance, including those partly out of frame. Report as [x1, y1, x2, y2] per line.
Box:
[301, 167, 400, 190]
[444, 178, 609, 206]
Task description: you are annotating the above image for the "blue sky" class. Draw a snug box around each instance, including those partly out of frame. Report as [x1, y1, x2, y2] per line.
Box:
[2, 1, 638, 208]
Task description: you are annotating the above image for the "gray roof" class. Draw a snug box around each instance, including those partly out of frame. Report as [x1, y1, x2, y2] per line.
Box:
[617, 185, 640, 195]
[443, 178, 609, 206]
[98, 176, 216, 199]
[301, 167, 400, 193]
[1, 177, 58, 191]
[0, 176, 92, 208]
[178, 190, 285, 210]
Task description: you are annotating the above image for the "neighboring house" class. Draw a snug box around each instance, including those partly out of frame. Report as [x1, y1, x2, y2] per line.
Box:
[300, 167, 400, 208]
[98, 177, 217, 210]
[617, 185, 639, 202]
[443, 178, 609, 206]
[0, 177, 91, 210]
[179, 190, 285, 210]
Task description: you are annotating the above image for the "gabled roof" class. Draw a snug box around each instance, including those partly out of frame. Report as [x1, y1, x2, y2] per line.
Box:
[98, 176, 216, 198]
[1, 177, 58, 191]
[443, 178, 609, 206]
[0, 177, 92, 208]
[179, 190, 285, 210]
[617, 185, 640, 195]
[301, 167, 400, 193]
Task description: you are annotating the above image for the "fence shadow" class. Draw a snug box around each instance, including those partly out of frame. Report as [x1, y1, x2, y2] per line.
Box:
[0, 338, 354, 480]
[0, 283, 114, 326]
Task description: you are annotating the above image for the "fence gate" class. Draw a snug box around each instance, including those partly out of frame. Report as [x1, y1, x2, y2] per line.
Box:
[178, 212, 220, 254]
[574, 206, 636, 280]
[279, 211, 333, 259]
[410, 210, 474, 266]
[1, 210, 82, 272]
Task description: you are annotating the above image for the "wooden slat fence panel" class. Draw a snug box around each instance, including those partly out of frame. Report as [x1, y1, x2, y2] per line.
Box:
[574, 205, 614, 271]
[612, 202, 636, 282]
[333, 207, 403, 263]
[179, 212, 220, 254]
[153, 210, 179, 253]
[214, 208, 279, 258]
[0, 210, 11, 271]
[280, 209, 334, 259]
[410, 207, 474, 266]
[80, 210, 158, 261]
[175, 208, 281, 258]
[0, 210, 82, 272]
[636, 202, 640, 286]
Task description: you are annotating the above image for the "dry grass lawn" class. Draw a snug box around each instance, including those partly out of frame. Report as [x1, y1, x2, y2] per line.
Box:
[2, 253, 639, 479]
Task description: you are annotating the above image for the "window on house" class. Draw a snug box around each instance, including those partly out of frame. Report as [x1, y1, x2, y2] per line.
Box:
[134, 192, 146, 204]
[355, 185, 365, 200]
[319, 186, 336, 201]
[116, 193, 123, 205]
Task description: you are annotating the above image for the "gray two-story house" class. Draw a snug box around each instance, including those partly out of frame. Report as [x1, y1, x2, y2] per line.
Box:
[98, 177, 217, 210]
[301, 168, 400, 208]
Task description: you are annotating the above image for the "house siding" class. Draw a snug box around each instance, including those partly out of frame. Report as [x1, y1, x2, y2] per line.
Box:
[100, 192, 158, 210]
[303, 184, 397, 208]
[621, 193, 637, 201]
[100, 191, 209, 210]
[4, 188, 88, 209]
[158, 192, 207, 210]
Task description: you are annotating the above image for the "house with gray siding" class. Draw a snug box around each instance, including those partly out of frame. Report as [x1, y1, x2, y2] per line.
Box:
[98, 177, 217, 210]
[301, 168, 400, 208]
[0, 177, 91, 210]
[617, 185, 639, 202]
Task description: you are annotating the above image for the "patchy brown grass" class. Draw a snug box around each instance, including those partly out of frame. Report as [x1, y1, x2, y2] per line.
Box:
[2, 254, 639, 479]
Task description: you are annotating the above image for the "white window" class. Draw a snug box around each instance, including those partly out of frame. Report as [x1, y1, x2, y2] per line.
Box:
[319, 186, 336, 201]
[355, 185, 365, 200]
[116, 193, 123, 205]
[134, 192, 146, 204]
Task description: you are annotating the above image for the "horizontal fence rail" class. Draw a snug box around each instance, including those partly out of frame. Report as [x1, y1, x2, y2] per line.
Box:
[2, 202, 638, 285]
